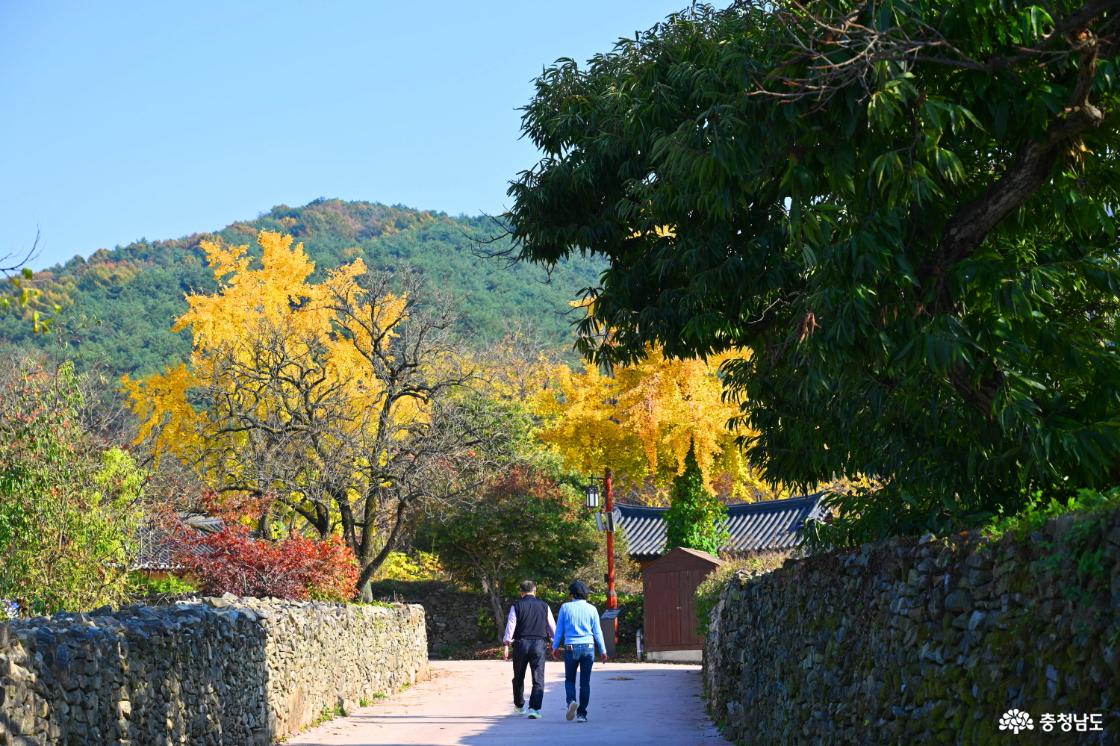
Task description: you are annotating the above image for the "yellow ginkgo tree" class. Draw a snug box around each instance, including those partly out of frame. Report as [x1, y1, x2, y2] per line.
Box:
[534, 344, 785, 504]
[126, 231, 514, 595]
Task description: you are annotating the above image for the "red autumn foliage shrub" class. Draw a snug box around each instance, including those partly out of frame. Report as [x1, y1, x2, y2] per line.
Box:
[172, 525, 359, 601]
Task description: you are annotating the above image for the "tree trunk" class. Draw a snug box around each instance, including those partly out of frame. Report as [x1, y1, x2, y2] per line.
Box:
[257, 510, 272, 541]
[336, 493, 360, 557]
[480, 576, 506, 641]
[356, 500, 408, 601]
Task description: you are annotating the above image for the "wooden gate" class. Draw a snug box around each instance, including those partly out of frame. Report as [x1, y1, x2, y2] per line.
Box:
[642, 547, 722, 652]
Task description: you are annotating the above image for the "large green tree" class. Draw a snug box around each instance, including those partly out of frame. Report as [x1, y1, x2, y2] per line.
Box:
[509, 1, 1120, 544]
[421, 464, 597, 638]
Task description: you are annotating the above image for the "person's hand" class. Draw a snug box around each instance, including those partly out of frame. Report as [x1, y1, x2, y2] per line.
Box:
[601, 653, 609, 664]
[503, 645, 510, 661]
[551, 648, 560, 660]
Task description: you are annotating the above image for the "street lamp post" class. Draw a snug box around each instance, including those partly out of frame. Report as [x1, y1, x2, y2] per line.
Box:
[586, 468, 618, 646]
[604, 468, 617, 615]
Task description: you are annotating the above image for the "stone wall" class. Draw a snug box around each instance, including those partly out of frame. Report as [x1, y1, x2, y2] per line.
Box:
[706, 509, 1120, 744]
[0, 597, 428, 745]
[370, 581, 644, 657]
[369, 581, 492, 657]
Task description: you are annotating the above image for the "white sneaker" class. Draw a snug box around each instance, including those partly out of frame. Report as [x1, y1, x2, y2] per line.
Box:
[566, 701, 578, 721]
[513, 705, 527, 715]
[527, 709, 541, 719]
[576, 715, 587, 723]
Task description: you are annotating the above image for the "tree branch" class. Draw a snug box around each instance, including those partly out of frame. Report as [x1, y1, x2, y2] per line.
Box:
[924, 29, 1107, 309]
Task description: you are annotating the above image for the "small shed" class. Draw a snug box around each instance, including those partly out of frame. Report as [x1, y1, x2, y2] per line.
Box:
[642, 547, 723, 662]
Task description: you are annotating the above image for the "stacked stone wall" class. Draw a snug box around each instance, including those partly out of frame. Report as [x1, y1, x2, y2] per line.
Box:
[369, 581, 644, 656]
[706, 509, 1120, 744]
[369, 581, 491, 656]
[0, 597, 428, 745]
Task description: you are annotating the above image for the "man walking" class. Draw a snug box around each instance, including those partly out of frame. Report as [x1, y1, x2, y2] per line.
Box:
[551, 580, 608, 723]
[502, 579, 556, 719]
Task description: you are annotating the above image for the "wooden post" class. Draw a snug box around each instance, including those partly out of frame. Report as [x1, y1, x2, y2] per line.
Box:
[605, 467, 618, 646]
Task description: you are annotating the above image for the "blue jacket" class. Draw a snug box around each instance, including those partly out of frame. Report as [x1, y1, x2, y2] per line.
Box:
[552, 599, 606, 654]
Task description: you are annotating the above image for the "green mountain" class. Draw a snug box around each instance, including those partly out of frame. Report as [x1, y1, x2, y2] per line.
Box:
[1, 199, 602, 377]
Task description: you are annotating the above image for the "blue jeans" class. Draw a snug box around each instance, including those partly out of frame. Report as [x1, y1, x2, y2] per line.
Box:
[563, 643, 595, 717]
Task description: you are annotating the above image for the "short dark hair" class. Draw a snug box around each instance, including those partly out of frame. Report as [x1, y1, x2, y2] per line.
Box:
[519, 580, 537, 594]
[569, 580, 589, 599]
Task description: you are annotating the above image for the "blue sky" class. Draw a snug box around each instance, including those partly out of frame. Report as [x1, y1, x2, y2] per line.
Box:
[1, 1, 692, 268]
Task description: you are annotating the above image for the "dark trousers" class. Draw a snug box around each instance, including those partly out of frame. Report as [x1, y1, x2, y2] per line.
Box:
[511, 638, 546, 710]
[563, 643, 595, 717]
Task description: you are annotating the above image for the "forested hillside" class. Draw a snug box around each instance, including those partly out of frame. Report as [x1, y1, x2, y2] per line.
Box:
[0, 199, 602, 377]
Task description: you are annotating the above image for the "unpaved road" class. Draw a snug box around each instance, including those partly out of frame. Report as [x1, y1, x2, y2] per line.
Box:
[286, 660, 731, 745]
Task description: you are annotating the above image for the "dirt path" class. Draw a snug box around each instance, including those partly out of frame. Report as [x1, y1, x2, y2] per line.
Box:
[286, 660, 731, 745]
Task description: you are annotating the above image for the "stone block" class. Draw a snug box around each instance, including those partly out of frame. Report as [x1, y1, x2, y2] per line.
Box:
[943, 589, 971, 613]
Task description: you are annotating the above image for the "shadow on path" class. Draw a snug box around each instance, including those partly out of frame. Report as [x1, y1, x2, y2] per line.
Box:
[288, 660, 729, 746]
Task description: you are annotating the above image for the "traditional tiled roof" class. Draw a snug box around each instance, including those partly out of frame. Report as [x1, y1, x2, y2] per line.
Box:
[132, 513, 224, 571]
[614, 494, 826, 558]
